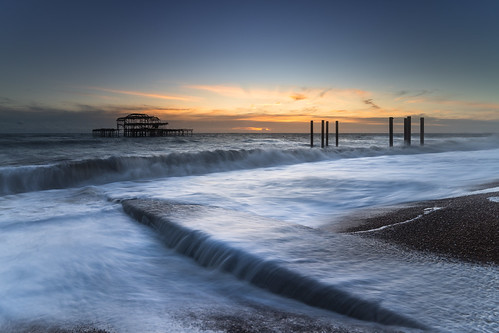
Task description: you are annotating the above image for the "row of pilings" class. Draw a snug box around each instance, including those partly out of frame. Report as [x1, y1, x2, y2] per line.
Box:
[311, 117, 424, 148]
[310, 120, 339, 148]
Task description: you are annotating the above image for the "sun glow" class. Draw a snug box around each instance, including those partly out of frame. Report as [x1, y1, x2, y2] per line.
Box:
[232, 127, 271, 131]
[72, 83, 499, 133]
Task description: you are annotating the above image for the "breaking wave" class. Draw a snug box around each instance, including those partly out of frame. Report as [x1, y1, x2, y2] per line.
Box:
[0, 147, 378, 195]
[2, 138, 496, 195]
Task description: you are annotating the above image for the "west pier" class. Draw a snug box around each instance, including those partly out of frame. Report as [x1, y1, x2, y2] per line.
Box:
[92, 113, 193, 137]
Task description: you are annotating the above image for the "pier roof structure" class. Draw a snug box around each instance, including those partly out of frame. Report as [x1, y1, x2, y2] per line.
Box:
[116, 113, 169, 137]
[93, 113, 192, 137]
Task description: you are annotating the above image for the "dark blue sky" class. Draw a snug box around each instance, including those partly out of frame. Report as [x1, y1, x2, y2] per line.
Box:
[1, 0, 499, 132]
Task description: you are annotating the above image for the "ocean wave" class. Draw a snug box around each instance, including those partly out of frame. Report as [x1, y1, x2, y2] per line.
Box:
[0, 148, 338, 195]
[0, 141, 494, 195]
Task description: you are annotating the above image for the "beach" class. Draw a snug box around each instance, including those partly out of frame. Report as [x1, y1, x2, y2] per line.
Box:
[342, 192, 499, 265]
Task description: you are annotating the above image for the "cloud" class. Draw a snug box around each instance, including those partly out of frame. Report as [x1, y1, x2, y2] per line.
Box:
[2, 102, 499, 134]
[0, 97, 13, 105]
[393, 93, 499, 120]
[395, 89, 432, 97]
[363, 99, 380, 109]
[89, 87, 193, 101]
[186, 84, 371, 108]
[394, 90, 435, 102]
[318, 88, 331, 98]
[290, 93, 307, 101]
[0, 103, 195, 133]
[186, 85, 248, 98]
[0, 106, 116, 133]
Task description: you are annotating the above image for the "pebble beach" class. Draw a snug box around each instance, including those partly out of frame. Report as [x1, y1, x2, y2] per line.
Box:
[344, 192, 499, 265]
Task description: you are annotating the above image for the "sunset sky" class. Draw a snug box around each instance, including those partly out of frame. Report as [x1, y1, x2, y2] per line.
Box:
[1, 0, 498, 133]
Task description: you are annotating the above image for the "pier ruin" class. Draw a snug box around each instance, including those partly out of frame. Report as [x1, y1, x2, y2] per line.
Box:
[92, 113, 193, 137]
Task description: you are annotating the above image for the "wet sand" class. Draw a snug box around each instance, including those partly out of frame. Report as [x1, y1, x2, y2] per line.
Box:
[341, 192, 499, 264]
[5, 310, 403, 333]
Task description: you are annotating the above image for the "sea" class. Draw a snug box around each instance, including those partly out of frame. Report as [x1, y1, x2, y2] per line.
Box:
[0, 133, 497, 333]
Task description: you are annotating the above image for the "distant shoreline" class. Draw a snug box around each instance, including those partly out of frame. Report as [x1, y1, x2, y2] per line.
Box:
[341, 191, 499, 264]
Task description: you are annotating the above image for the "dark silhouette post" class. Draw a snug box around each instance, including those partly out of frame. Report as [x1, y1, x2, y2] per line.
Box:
[404, 117, 411, 146]
[321, 120, 325, 148]
[310, 120, 314, 147]
[403, 117, 408, 145]
[407, 116, 411, 146]
[420, 117, 424, 146]
[389, 117, 394, 147]
[326, 121, 329, 146]
[335, 121, 339, 147]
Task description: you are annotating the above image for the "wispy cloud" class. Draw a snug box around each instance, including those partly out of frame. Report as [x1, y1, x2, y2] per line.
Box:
[363, 98, 380, 109]
[395, 89, 432, 98]
[0, 97, 14, 105]
[186, 85, 248, 98]
[185, 84, 374, 114]
[319, 88, 331, 98]
[437, 99, 499, 110]
[290, 93, 307, 101]
[395, 93, 499, 118]
[90, 87, 193, 101]
[2, 101, 499, 133]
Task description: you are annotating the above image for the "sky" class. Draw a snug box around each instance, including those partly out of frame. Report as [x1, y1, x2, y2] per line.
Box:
[1, 0, 498, 133]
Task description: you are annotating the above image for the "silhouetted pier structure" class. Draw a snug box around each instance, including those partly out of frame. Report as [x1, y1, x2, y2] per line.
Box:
[93, 113, 193, 137]
[92, 128, 118, 137]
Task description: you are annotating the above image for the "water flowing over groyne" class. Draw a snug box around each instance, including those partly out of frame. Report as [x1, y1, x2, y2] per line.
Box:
[122, 199, 426, 329]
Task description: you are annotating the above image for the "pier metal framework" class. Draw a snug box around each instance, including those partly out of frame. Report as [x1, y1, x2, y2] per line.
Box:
[116, 113, 170, 137]
[92, 128, 118, 137]
[90, 113, 193, 137]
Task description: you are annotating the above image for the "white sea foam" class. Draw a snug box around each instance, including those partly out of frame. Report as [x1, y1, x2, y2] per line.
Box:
[1, 133, 498, 332]
[352, 207, 443, 234]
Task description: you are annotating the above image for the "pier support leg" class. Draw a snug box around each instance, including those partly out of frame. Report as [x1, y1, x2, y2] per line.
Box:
[310, 121, 314, 147]
[420, 117, 424, 146]
[321, 120, 325, 148]
[407, 116, 411, 146]
[404, 118, 408, 145]
[389, 117, 393, 147]
[404, 117, 411, 146]
[335, 121, 339, 147]
[326, 121, 329, 146]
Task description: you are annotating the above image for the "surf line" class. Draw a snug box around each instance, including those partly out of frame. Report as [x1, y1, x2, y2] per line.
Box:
[351, 207, 443, 234]
[121, 199, 426, 330]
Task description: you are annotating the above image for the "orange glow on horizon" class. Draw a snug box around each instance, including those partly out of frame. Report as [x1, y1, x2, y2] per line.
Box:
[232, 127, 271, 131]
[79, 84, 499, 133]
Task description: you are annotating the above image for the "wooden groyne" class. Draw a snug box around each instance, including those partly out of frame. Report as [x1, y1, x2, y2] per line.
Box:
[92, 113, 193, 137]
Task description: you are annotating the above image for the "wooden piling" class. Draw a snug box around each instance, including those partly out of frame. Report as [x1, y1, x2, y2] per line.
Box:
[420, 117, 424, 146]
[326, 121, 329, 146]
[335, 121, 339, 147]
[404, 117, 412, 146]
[310, 120, 314, 147]
[403, 117, 408, 145]
[389, 117, 393, 147]
[321, 120, 325, 148]
[407, 116, 411, 146]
